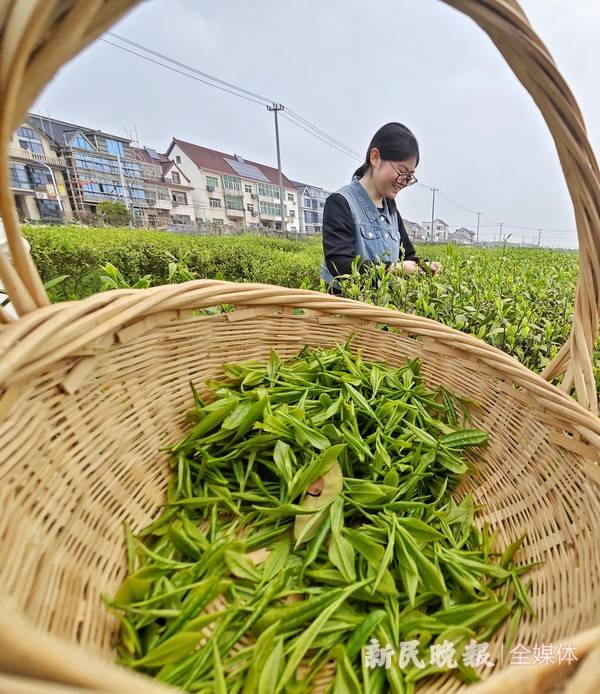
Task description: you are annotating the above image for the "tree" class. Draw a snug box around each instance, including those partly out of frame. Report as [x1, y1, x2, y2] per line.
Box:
[96, 200, 130, 227]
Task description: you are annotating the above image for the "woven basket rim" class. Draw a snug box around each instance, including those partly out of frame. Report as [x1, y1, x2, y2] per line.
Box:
[2, 278, 600, 447]
[2, 2, 600, 690]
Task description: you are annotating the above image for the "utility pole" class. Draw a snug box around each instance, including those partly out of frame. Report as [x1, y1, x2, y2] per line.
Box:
[499, 222, 503, 242]
[267, 103, 285, 231]
[476, 211, 481, 245]
[538, 228, 542, 247]
[430, 187, 438, 242]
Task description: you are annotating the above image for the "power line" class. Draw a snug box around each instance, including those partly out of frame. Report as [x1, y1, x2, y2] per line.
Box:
[280, 113, 361, 160]
[284, 108, 363, 159]
[107, 32, 274, 105]
[104, 34, 362, 162]
[415, 182, 577, 236]
[100, 40, 266, 106]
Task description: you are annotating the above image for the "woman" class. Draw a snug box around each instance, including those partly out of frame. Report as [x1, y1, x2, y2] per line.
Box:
[322, 122, 441, 294]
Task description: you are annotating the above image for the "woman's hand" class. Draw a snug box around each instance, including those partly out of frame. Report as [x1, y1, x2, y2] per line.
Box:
[392, 260, 420, 275]
[425, 261, 443, 275]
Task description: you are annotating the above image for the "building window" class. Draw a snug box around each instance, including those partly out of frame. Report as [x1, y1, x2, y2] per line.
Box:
[27, 167, 52, 187]
[209, 198, 222, 208]
[244, 184, 252, 193]
[172, 191, 188, 205]
[173, 214, 190, 224]
[99, 181, 124, 197]
[287, 193, 295, 202]
[246, 203, 254, 212]
[172, 214, 191, 225]
[10, 163, 31, 189]
[17, 126, 44, 154]
[259, 201, 282, 216]
[122, 160, 142, 178]
[74, 153, 120, 175]
[171, 171, 181, 184]
[206, 176, 218, 189]
[71, 134, 95, 151]
[106, 139, 125, 157]
[176, 155, 181, 164]
[224, 195, 244, 211]
[258, 182, 280, 199]
[129, 186, 146, 200]
[289, 209, 295, 218]
[222, 175, 242, 192]
[212, 218, 224, 225]
[36, 199, 62, 219]
[79, 175, 101, 195]
[17, 126, 36, 139]
[304, 210, 319, 224]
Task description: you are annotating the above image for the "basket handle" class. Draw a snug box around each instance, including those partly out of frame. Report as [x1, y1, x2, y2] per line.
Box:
[443, 0, 600, 415]
[0, 0, 598, 411]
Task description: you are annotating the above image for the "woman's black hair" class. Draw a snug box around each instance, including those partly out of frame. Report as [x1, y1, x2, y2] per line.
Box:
[353, 122, 419, 179]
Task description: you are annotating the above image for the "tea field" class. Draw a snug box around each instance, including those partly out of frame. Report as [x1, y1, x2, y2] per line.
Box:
[22, 224, 585, 383]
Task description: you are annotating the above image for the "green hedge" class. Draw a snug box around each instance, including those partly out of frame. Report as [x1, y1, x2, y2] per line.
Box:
[24, 225, 323, 300]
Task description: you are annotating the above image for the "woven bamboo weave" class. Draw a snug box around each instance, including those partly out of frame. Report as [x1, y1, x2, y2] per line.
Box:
[0, 1, 599, 692]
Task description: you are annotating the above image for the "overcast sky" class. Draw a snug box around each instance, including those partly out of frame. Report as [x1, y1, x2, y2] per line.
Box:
[35, 0, 600, 248]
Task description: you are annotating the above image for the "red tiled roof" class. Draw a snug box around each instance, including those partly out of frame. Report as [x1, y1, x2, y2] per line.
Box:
[167, 138, 297, 190]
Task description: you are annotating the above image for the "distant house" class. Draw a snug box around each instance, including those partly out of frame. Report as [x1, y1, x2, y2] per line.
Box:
[131, 147, 196, 228]
[27, 113, 151, 226]
[166, 138, 300, 231]
[404, 219, 426, 241]
[449, 227, 475, 245]
[421, 218, 450, 241]
[9, 118, 73, 222]
[292, 181, 330, 234]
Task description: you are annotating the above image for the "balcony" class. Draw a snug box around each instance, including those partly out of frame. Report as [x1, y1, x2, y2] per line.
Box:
[226, 208, 244, 218]
[8, 146, 66, 168]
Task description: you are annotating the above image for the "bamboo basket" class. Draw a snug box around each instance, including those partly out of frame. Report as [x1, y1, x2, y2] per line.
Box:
[1, 1, 600, 692]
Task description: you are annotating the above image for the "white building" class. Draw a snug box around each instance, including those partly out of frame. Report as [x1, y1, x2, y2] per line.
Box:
[404, 219, 427, 241]
[293, 181, 330, 234]
[132, 147, 196, 228]
[166, 138, 300, 231]
[421, 218, 450, 241]
[449, 227, 476, 245]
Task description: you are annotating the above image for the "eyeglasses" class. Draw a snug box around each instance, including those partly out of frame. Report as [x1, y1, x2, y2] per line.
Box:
[389, 162, 418, 187]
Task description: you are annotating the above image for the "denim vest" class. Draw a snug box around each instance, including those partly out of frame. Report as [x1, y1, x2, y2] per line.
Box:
[321, 176, 400, 287]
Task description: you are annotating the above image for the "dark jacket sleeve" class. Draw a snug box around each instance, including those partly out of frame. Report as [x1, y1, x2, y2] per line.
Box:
[322, 193, 356, 277]
[323, 193, 393, 278]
